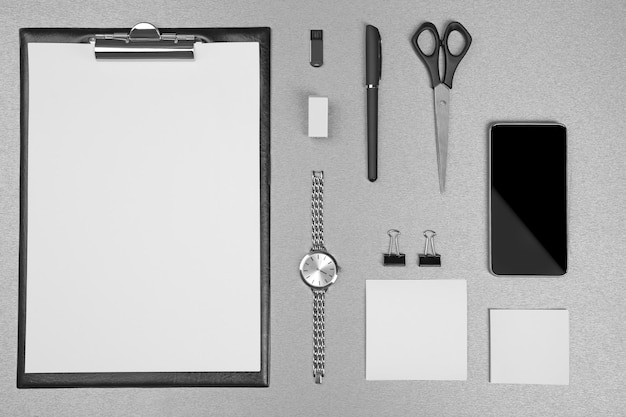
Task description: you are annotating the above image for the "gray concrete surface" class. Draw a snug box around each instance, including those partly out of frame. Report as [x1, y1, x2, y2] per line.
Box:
[1, 0, 625, 415]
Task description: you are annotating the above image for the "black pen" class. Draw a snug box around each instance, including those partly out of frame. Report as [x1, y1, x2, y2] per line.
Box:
[366, 25, 381, 182]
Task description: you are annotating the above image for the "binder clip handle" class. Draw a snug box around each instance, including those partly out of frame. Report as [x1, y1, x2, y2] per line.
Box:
[422, 230, 437, 256]
[384, 229, 406, 266]
[419, 230, 441, 267]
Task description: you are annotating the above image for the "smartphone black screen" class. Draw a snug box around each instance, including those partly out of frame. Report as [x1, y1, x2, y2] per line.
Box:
[490, 124, 567, 275]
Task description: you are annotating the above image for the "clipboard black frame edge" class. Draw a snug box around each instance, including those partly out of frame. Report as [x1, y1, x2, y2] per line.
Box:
[17, 26, 271, 389]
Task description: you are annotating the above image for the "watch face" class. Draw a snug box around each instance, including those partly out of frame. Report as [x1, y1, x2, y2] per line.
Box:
[299, 251, 338, 288]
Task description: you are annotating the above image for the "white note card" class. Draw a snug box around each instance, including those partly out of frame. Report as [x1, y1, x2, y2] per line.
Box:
[25, 42, 261, 373]
[490, 309, 569, 385]
[366, 280, 467, 381]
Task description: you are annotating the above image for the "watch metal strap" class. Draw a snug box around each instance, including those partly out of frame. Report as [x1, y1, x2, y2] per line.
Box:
[311, 171, 325, 252]
[313, 289, 326, 384]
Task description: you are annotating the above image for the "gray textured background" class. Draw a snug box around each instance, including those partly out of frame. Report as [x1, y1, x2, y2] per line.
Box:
[1, 0, 625, 415]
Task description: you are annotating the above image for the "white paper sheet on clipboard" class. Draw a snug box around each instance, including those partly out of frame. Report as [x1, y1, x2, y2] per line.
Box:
[24, 42, 261, 373]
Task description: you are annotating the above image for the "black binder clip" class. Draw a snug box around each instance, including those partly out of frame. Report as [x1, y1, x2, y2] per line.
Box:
[383, 229, 406, 266]
[418, 230, 441, 267]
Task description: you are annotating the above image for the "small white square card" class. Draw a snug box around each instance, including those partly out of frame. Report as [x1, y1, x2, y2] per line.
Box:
[490, 309, 569, 385]
[366, 280, 467, 381]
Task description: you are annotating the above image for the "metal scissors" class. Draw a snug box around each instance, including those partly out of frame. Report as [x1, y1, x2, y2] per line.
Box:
[411, 22, 472, 193]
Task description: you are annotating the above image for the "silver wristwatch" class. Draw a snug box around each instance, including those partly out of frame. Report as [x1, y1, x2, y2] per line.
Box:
[299, 171, 339, 384]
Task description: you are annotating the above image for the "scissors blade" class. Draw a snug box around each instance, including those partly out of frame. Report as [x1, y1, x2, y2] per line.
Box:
[433, 84, 451, 193]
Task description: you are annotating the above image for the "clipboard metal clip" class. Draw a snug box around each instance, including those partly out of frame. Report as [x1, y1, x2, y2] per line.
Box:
[92, 22, 197, 60]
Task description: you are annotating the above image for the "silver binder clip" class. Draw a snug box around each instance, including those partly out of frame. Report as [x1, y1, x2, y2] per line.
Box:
[418, 230, 441, 267]
[92, 22, 197, 60]
[383, 229, 406, 266]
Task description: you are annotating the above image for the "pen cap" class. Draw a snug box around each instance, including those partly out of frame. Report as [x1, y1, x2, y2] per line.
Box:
[366, 25, 381, 85]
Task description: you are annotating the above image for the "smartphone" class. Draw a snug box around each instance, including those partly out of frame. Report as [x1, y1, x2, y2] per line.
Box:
[489, 123, 567, 276]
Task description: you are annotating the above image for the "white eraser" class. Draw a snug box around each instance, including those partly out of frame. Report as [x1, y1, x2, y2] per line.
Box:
[308, 96, 328, 138]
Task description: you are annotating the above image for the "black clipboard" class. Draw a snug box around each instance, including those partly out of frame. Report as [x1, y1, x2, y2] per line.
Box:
[18, 24, 270, 388]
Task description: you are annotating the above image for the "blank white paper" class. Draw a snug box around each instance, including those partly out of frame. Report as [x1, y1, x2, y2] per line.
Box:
[490, 309, 569, 385]
[25, 42, 261, 373]
[366, 280, 467, 381]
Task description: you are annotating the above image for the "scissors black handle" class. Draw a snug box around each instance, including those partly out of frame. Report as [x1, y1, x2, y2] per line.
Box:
[411, 22, 441, 89]
[411, 21, 472, 89]
[441, 22, 472, 88]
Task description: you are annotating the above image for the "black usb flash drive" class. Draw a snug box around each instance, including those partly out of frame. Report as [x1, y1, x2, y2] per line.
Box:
[310, 30, 323, 67]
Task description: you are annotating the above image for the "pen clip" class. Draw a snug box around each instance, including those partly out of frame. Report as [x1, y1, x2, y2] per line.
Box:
[378, 37, 382, 81]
